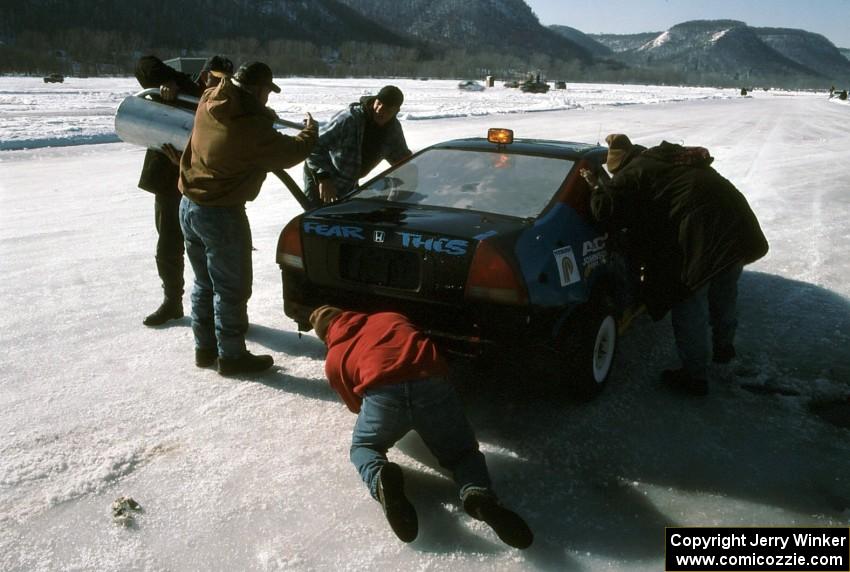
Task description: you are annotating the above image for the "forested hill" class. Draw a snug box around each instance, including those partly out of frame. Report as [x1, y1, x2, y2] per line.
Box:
[0, 0, 590, 78]
[337, 0, 591, 63]
[1, 0, 412, 48]
[574, 20, 850, 86]
[2, 1, 844, 87]
[0, 0, 417, 76]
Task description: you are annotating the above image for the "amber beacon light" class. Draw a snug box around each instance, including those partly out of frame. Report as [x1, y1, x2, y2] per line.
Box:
[487, 128, 514, 145]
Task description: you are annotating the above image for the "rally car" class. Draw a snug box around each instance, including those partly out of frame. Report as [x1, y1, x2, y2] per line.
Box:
[276, 129, 638, 398]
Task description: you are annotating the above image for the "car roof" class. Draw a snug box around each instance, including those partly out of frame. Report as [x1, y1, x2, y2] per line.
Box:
[431, 137, 606, 160]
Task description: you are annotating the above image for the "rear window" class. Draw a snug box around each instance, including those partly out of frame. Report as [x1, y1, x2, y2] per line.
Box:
[356, 148, 574, 219]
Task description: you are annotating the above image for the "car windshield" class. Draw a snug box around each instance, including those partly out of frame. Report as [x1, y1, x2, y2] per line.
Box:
[356, 148, 575, 218]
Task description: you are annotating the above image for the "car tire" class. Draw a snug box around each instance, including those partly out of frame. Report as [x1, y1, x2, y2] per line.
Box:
[559, 297, 618, 400]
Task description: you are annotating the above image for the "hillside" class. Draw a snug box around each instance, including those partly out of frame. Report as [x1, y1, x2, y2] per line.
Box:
[338, 0, 592, 64]
[0, 0, 592, 78]
[0, 0, 418, 76]
[549, 25, 612, 57]
[589, 32, 660, 53]
[754, 27, 850, 84]
[0, 0, 413, 49]
[0, 2, 844, 88]
[591, 20, 831, 86]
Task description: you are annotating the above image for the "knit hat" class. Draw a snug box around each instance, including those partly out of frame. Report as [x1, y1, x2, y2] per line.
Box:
[376, 85, 404, 108]
[309, 305, 344, 342]
[201, 55, 234, 78]
[605, 133, 633, 173]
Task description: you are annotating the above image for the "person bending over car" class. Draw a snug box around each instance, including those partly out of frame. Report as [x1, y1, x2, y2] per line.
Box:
[303, 85, 411, 204]
[309, 306, 533, 549]
[178, 62, 317, 376]
[134, 54, 233, 327]
[581, 134, 768, 396]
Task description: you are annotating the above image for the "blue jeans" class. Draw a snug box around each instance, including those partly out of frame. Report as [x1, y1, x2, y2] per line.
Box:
[350, 377, 491, 501]
[179, 196, 252, 359]
[671, 264, 744, 379]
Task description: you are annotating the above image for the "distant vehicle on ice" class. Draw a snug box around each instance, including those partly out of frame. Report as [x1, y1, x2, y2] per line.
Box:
[520, 80, 549, 94]
[457, 80, 485, 92]
[43, 73, 64, 83]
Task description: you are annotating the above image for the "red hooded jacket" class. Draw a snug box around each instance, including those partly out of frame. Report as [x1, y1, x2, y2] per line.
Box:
[323, 311, 449, 413]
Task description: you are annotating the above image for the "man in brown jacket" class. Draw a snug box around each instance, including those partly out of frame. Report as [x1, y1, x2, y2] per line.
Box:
[179, 61, 317, 376]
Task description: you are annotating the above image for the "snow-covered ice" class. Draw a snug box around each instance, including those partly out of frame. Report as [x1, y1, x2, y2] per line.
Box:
[1, 76, 751, 151]
[1, 77, 848, 571]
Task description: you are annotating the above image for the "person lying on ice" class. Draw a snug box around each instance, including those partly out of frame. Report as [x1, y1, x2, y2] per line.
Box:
[309, 305, 533, 548]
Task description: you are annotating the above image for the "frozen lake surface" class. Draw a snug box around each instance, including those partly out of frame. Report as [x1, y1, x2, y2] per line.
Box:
[1, 77, 848, 571]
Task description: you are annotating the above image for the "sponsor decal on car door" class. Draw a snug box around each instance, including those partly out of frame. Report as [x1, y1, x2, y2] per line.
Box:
[553, 245, 581, 287]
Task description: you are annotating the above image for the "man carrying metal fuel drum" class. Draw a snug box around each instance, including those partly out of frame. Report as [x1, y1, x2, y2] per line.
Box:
[134, 54, 234, 327]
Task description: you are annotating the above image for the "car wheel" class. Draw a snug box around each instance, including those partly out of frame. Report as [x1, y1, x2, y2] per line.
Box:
[559, 298, 618, 400]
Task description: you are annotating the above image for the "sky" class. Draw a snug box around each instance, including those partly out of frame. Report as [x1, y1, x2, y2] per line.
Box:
[526, 0, 850, 48]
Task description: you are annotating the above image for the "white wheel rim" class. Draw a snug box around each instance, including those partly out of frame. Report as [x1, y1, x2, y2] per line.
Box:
[592, 315, 617, 383]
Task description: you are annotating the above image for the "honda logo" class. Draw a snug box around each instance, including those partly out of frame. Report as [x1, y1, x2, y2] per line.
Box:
[373, 230, 385, 243]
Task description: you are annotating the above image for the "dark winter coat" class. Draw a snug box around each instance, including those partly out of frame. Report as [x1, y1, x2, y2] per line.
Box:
[178, 78, 317, 206]
[591, 141, 769, 319]
[134, 55, 204, 195]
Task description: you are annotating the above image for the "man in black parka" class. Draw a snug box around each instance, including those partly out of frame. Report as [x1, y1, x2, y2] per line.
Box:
[582, 134, 768, 395]
[133, 54, 233, 326]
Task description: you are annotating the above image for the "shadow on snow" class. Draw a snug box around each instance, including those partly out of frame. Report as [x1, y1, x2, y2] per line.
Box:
[229, 271, 848, 564]
[399, 271, 849, 564]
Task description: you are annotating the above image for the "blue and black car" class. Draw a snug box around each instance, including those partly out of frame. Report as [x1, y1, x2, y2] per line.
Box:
[277, 129, 639, 398]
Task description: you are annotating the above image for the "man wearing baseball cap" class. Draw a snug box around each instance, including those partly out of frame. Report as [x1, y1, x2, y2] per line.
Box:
[231, 61, 281, 100]
[304, 85, 412, 204]
[178, 61, 317, 376]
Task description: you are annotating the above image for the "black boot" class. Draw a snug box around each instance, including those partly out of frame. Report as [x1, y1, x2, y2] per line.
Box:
[462, 488, 533, 549]
[143, 299, 183, 326]
[661, 368, 708, 396]
[217, 352, 274, 376]
[195, 348, 218, 368]
[376, 462, 418, 542]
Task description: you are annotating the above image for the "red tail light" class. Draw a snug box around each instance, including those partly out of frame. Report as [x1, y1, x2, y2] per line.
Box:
[276, 215, 304, 270]
[465, 241, 527, 305]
